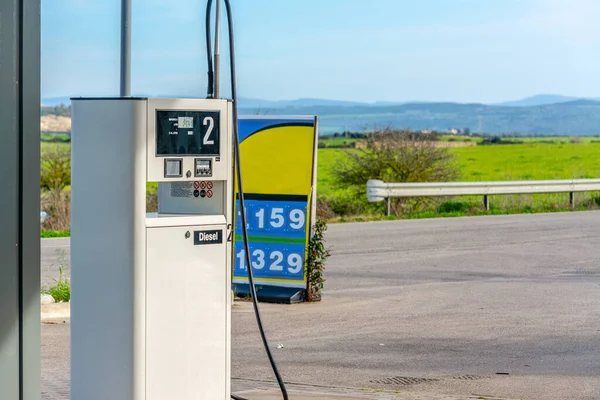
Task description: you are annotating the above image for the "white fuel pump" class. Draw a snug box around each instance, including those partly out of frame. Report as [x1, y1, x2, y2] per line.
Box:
[70, 98, 234, 400]
[71, 2, 290, 400]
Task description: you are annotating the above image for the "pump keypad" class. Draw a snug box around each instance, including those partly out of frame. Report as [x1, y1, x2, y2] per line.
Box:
[195, 159, 213, 177]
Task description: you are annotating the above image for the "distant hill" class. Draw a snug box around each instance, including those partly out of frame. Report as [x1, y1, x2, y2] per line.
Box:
[41, 96, 71, 107]
[497, 94, 582, 107]
[238, 97, 389, 109]
[240, 99, 600, 135]
[41, 96, 399, 108]
[42, 95, 600, 135]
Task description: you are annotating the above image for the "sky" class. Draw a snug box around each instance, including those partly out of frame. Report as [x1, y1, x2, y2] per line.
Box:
[42, 0, 600, 103]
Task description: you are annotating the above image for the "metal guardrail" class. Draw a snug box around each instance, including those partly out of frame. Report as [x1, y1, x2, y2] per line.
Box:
[367, 179, 600, 215]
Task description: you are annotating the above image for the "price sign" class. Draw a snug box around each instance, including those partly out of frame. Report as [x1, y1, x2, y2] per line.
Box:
[232, 116, 317, 291]
[234, 197, 308, 281]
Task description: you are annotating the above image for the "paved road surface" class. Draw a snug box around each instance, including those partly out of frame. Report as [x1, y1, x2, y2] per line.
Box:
[41, 238, 70, 287]
[41, 212, 600, 400]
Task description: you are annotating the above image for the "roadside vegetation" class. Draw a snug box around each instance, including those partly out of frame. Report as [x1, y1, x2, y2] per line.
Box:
[318, 133, 600, 221]
[42, 266, 70, 303]
[321, 129, 460, 218]
[40, 132, 600, 235]
[40, 143, 71, 234]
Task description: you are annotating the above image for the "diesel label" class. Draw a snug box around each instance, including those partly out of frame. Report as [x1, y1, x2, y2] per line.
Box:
[194, 230, 223, 245]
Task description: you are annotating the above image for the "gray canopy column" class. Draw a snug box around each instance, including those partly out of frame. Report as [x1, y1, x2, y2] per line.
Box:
[0, 0, 41, 399]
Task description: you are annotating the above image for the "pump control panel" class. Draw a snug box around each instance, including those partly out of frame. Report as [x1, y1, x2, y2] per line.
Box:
[146, 99, 231, 182]
[156, 110, 220, 157]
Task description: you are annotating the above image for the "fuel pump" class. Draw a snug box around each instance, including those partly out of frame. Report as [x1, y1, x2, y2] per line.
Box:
[70, 1, 288, 400]
[71, 98, 234, 400]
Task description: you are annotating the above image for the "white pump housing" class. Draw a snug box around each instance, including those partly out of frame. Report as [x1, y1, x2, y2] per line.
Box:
[70, 98, 233, 400]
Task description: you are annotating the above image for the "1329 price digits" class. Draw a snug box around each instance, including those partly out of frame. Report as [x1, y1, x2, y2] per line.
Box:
[236, 249, 303, 274]
[234, 242, 305, 279]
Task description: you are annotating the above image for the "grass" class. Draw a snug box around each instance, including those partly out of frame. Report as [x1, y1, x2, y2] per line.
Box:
[41, 230, 70, 238]
[328, 199, 599, 224]
[455, 143, 600, 181]
[439, 135, 482, 143]
[318, 143, 600, 198]
[41, 141, 70, 155]
[42, 266, 70, 303]
[41, 132, 70, 142]
[317, 142, 600, 220]
[46, 138, 600, 196]
[318, 148, 353, 196]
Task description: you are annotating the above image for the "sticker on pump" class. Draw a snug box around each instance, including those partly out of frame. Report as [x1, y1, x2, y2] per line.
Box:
[207, 181, 214, 190]
[194, 230, 222, 245]
[193, 181, 201, 190]
[170, 182, 193, 198]
[199, 181, 207, 190]
[207, 190, 213, 198]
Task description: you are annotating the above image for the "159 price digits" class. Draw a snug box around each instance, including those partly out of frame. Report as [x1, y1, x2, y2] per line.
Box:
[235, 200, 307, 237]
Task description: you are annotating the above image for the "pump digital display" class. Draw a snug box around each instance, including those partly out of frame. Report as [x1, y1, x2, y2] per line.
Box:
[156, 110, 220, 156]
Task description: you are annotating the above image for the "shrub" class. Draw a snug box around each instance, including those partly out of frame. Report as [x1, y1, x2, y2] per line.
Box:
[569, 137, 583, 144]
[41, 189, 71, 231]
[40, 145, 71, 191]
[318, 193, 374, 217]
[438, 200, 470, 213]
[147, 188, 158, 212]
[306, 216, 330, 301]
[332, 128, 460, 217]
[480, 137, 524, 145]
[41, 104, 71, 117]
[316, 196, 336, 220]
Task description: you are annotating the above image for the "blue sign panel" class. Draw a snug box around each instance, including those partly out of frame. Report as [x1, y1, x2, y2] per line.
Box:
[234, 197, 308, 285]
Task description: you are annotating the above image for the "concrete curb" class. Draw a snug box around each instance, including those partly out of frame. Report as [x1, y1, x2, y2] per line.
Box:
[40, 297, 244, 323]
[41, 302, 70, 322]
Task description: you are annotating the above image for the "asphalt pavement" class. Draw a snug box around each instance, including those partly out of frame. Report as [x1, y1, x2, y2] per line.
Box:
[41, 212, 600, 400]
[41, 238, 70, 287]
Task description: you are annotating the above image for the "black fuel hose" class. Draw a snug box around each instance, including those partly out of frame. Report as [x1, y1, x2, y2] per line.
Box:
[205, 0, 214, 98]
[205, 1, 289, 399]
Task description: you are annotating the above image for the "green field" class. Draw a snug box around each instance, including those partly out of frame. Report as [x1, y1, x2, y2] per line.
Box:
[41, 140, 600, 222]
[43, 140, 600, 195]
[456, 143, 600, 182]
[318, 143, 600, 197]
